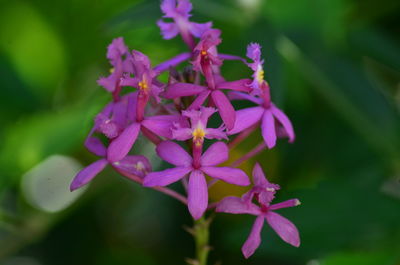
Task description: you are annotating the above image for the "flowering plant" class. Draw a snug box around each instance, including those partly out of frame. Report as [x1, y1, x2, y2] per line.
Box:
[71, 0, 301, 263]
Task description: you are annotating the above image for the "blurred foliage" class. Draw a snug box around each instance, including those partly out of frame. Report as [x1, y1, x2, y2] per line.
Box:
[0, 0, 399, 264]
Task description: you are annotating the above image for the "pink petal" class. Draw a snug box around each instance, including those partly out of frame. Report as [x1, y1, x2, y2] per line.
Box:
[107, 123, 141, 162]
[157, 20, 179, 40]
[141, 116, 175, 138]
[227, 107, 264, 135]
[219, 53, 246, 62]
[85, 133, 107, 157]
[266, 211, 300, 247]
[164, 83, 206, 99]
[246, 43, 262, 64]
[97, 75, 116, 92]
[177, 0, 192, 15]
[70, 159, 108, 191]
[216, 196, 260, 215]
[242, 216, 265, 259]
[119, 76, 139, 88]
[153, 52, 191, 72]
[172, 127, 192, 141]
[189, 22, 213, 38]
[188, 170, 208, 220]
[205, 128, 227, 140]
[228, 91, 263, 105]
[201, 166, 250, 186]
[188, 90, 210, 110]
[201, 142, 229, 166]
[261, 110, 276, 149]
[112, 155, 152, 178]
[269, 199, 301, 211]
[271, 104, 295, 143]
[143, 166, 191, 187]
[252, 162, 268, 186]
[156, 141, 192, 166]
[160, 0, 176, 17]
[211, 90, 236, 130]
[217, 79, 252, 92]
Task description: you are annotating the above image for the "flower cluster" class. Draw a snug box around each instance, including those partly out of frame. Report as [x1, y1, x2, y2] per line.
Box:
[71, 0, 300, 259]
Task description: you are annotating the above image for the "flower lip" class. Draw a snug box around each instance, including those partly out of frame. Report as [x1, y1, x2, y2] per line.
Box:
[192, 126, 206, 145]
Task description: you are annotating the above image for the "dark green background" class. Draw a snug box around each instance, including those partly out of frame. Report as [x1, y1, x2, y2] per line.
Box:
[0, 0, 400, 264]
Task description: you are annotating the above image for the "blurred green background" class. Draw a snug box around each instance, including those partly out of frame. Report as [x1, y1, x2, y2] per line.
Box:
[1, 0, 400, 264]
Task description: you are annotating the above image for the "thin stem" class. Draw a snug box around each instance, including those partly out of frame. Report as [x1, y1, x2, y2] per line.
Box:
[188, 216, 211, 265]
[228, 124, 258, 149]
[113, 167, 187, 205]
[230, 142, 266, 168]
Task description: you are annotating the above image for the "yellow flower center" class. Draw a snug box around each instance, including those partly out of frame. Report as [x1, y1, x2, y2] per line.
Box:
[192, 127, 206, 146]
[138, 80, 148, 91]
[256, 68, 264, 85]
[109, 68, 115, 74]
[201, 50, 208, 56]
[134, 161, 146, 172]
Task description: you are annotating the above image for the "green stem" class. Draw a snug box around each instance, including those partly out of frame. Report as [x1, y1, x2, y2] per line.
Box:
[189, 216, 211, 265]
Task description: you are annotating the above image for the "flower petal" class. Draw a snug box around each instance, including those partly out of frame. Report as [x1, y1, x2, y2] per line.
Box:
[201, 166, 250, 186]
[188, 170, 208, 219]
[217, 79, 252, 92]
[107, 123, 141, 162]
[271, 104, 295, 143]
[266, 211, 300, 247]
[85, 133, 107, 157]
[172, 127, 192, 141]
[228, 91, 263, 105]
[242, 216, 265, 259]
[188, 90, 210, 110]
[261, 110, 276, 149]
[112, 155, 152, 178]
[269, 199, 301, 211]
[153, 52, 191, 72]
[201, 142, 229, 166]
[70, 159, 108, 191]
[143, 166, 191, 187]
[189, 22, 213, 38]
[205, 128, 227, 140]
[216, 196, 260, 215]
[227, 107, 264, 135]
[164, 83, 206, 99]
[252, 162, 268, 186]
[157, 20, 179, 40]
[211, 90, 236, 130]
[141, 116, 176, 138]
[156, 141, 192, 166]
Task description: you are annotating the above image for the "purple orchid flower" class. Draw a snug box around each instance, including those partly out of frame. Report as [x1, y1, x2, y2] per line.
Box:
[172, 107, 227, 144]
[97, 38, 133, 98]
[143, 141, 250, 219]
[216, 163, 300, 258]
[157, 0, 212, 49]
[70, 155, 151, 191]
[246, 43, 265, 96]
[165, 79, 251, 130]
[106, 90, 182, 163]
[227, 82, 295, 149]
[71, 92, 152, 191]
[85, 93, 136, 157]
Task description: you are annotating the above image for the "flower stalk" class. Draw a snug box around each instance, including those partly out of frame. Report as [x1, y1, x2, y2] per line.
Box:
[187, 216, 211, 265]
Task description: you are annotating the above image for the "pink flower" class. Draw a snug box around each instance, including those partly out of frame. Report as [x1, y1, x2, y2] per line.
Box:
[157, 0, 212, 48]
[228, 83, 295, 149]
[143, 141, 250, 219]
[97, 38, 133, 96]
[216, 163, 301, 258]
[172, 107, 227, 145]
